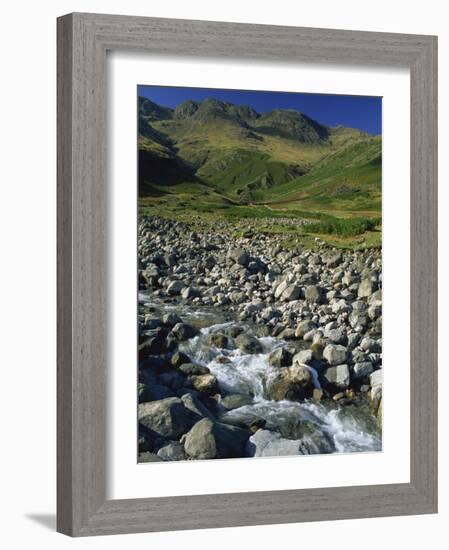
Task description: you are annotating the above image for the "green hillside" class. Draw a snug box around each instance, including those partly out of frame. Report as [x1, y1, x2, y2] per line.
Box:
[137, 96, 381, 248]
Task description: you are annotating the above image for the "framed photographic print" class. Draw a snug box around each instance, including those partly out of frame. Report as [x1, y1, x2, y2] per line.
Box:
[57, 13, 438, 536]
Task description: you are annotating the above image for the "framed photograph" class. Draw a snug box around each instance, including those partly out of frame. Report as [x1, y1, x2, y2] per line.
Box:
[57, 13, 438, 536]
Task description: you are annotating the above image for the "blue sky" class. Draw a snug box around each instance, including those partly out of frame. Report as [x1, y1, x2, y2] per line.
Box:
[138, 85, 382, 135]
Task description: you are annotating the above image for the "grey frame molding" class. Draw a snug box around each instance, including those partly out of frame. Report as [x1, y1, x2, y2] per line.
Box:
[57, 12, 438, 537]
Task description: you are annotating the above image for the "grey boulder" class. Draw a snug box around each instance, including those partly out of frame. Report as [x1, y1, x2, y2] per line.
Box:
[183, 418, 249, 459]
[138, 397, 199, 439]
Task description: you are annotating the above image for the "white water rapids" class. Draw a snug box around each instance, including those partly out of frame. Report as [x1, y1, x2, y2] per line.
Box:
[181, 321, 381, 454]
[140, 293, 381, 455]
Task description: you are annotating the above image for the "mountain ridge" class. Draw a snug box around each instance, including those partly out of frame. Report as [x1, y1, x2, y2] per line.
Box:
[138, 96, 381, 215]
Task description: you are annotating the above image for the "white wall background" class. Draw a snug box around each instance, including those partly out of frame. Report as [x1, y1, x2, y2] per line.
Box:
[0, 0, 445, 547]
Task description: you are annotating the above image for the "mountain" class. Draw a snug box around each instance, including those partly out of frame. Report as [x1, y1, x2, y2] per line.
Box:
[137, 96, 381, 214]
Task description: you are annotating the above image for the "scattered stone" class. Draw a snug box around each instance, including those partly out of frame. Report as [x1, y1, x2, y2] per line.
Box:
[295, 319, 315, 338]
[358, 278, 375, 298]
[293, 349, 313, 365]
[178, 363, 210, 375]
[157, 442, 186, 461]
[323, 364, 351, 389]
[268, 346, 293, 368]
[184, 418, 249, 459]
[268, 364, 313, 401]
[323, 344, 348, 366]
[221, 394, 253, 410]
[190, 374, 218, 395]
[235, 334, 263, 354]
[207, 333, 230, 348]
[138, 452, 163, 463]
[352, 361, 374, 379]
[138, 397, 199, 439]
[171, 322, 199, 341]
[167, 280, 185, 296]
[305, 285, 322, 304]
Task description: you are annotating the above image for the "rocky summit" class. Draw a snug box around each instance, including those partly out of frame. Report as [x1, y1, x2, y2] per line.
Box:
[137, 215, 382, 462]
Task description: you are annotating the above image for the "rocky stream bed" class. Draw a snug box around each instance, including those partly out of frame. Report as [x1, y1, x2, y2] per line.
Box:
[137, 216, 382, 462]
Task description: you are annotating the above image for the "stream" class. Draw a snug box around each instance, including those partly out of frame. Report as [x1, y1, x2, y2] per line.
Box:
[139, 292, 381, 456]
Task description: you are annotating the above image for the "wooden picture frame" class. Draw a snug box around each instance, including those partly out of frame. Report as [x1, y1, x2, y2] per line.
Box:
[57, 12, 438, 536]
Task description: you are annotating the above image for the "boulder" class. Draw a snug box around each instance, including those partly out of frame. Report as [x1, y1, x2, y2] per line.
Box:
[281, 284, 301, 302]
[157, 442, 186, 461]
[181, 392, 215, 419]
[138, 397, 199, 439]
[295, 319, 315, 338]
[228, 248, 249, 267]
[323, 364, 351, 389]
[324, 327, 346, 345]
[170, 350, 191, 368]
[138, 330, 169, 359]
[181, 286, 200, 300]
[171, 322, 199, 341]
[220, 394, 253, 410]
[178, 363, 210, 375]
[235, 334, 263, 354]
[358, 278, 375, 298]
[352, 361, 374, 379]
[207, 333, 230, 348]
[138, 452, 163, 463]
[268, 346, 293, 368]
[292, 349, 313, 365]
[246, 427, 333, 457]
[325, 251, 343, 269]
[190, 374, 218, 395]
[167, 280, 185, 296]
[162, 313, 182, 327]
[323, 344, 348, 366]
[183, 418, 249, 459]
[268, 364, 313, 401]
[304, 285, 322, 304]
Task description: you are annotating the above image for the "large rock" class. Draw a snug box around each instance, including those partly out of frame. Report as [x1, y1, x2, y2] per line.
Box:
[138, 452, 163, 463]
[235, 334, 263, 354]
[170, 351, 191, 368]
[220, 394, 253, 410]
[323, 344, 348, 366]
[268, 346, 293, 368]
[181, 392, 215, 419]
[171, 322, 199, 341]
[268, 365, 313, 401]
[157, 442, 186, 461]
[181, 286, 200, 300]
[325, 251, 343, 269]
[324, 327, 346, 345]
[323, 364, 351, 389]
[138, 330, 169, 359]
[183, 418, 249, 459]
[178, 363, 210, 375]
[352, 361, 374, 379]
[138, 397, 199, 439]
[304, 285, 322, 304]
[139, 382, 175, 402]
[295, 319, 315, 338]
[292, 349, 313, 365]
[190, 373, 218, 395]
[167, 280, 185, 296]
[162, 313, 183, 327]
[246, 427, 333, 457]
[228, 248, 249, 266]
[281, 284, 301, 302]
[207, 333, 230, 348]
[274, 279, 288, 299]
[358, 278, 375, 298]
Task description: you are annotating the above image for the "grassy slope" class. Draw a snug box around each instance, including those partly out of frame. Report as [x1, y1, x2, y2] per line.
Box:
[138, 103, 382, 250]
